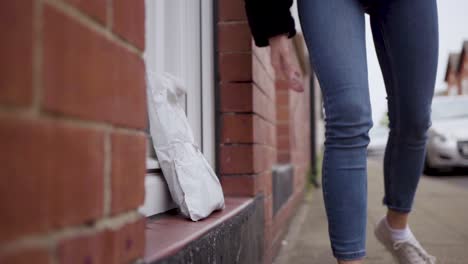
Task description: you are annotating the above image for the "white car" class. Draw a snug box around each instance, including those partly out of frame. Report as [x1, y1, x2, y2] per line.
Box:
[425, 96, 468, 173]
[368, 125, 389, 156]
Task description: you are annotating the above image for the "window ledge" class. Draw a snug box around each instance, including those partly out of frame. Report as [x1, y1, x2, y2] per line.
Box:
[144, 197, 253, 263]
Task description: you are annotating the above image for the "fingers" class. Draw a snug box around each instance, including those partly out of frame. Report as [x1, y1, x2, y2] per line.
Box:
[269, 35, 304, 92]
[283, 59, 304, 92]
[281, 52, 304, 92]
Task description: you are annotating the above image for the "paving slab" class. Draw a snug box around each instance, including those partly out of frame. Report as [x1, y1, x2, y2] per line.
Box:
[274, 158, 468, 264]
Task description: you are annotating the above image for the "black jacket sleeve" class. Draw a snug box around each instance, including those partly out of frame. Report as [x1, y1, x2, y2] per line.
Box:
[244, 0, 296, 47]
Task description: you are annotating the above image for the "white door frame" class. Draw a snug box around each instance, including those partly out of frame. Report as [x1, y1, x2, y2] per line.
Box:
[201, 0, 216, 167]
[140, 0, 215, 217]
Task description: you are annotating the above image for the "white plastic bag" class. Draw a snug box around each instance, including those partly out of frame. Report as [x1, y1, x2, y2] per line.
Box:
[146, 71, 225, 221]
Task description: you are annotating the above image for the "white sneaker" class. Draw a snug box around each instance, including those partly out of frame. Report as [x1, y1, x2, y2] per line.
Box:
[374, 217, 436, 264]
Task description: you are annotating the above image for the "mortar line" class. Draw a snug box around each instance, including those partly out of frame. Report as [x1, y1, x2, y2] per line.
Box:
[0, 210, 142, 256]
[32, 0, 44, 116]
[103, 131, 112, 216]
[106, 0, 113, 31]
[43, 0, 141, 56]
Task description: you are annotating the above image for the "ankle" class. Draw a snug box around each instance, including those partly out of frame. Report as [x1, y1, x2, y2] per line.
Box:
[386, 209, 409, 229]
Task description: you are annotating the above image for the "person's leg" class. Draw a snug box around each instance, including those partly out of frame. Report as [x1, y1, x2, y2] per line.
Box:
[369, 0, 439, 221]
[369, 0, 438, 262]
[297, 0, 372, 262]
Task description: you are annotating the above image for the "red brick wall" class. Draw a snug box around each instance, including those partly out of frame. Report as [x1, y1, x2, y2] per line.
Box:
[0, 1, 146, 263]
[272, 43, 311, 260]
[217, 1, 276, 195]
[276, 85, 291, 163]
[217, 2, 276, 263]
[217, 1, 311, 263]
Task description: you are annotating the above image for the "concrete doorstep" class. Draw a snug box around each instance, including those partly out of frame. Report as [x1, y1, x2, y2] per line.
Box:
[274, 159, 468, 264]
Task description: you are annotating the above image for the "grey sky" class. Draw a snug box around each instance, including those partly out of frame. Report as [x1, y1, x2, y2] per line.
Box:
[292, 0, 468, 124]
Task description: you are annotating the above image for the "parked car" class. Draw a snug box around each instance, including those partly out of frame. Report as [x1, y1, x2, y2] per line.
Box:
[368, 125, 389, 156]
[425, 96, 468, 173]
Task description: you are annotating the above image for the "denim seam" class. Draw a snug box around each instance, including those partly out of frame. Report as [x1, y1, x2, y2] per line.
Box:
[305, 43, 330, 203]
[386, 204, 412, 213]
[377, 19, 400, 209]
[334, 249, 366, 255]
[333, 249, 366, 261]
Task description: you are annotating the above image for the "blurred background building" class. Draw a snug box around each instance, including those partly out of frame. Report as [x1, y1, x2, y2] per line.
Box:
[443, 41, 468, 96]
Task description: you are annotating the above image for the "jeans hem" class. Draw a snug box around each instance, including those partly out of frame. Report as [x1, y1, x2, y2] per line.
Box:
[333, 250, 366, 261]
[384, 203, 412, 213]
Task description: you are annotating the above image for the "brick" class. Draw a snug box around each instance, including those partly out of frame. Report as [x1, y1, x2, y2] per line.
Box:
[277, 105, 290, 121]
[0, 115, 105, 243]
[221, 174, 256, 197]
[112, 217, 146, 263]
[58, 232, 110, 264]
[220, 145, 254, 174]
[219, 83, 275, 123]
[110, 132, 146, 215]
[277, 136, 290, 151]
[220, 83, 253, 113]
[253, 84, 276, 123]
[58, 218, 145, 264]
[253, 46, 275, 78]
[277, 123, 289, 136]
[253, 115, 276, 146]
[221, 114, 253, 143]
[276, 90, 289, 106]
[294, 166, 307, 188]
[218, 22, 251, 52]
[276, 79, 295, 91]
[48, 125, 105, 228]
[43, 5, 147, 129]
[253, 55, 275, 100]
[65, 0, 107, 23]
[0, 248, 50, 264]
[219, 53, 252, 82]
[262, 171, 273, 197]
[220, 144, 275, 175]
[256, 171, 272, 197]
[218, 0, 247, 21]
[253, 145, 276, 173]
[113, 0, 145, 50]
[0, 0, 33, 107]
[277, 152, 291, 164]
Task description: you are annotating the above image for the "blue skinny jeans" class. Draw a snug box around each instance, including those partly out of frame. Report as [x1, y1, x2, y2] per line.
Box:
[297, 0, 438, 260]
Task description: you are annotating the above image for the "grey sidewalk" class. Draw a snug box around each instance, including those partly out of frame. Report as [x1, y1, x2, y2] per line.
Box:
[275, 158, 468, 264]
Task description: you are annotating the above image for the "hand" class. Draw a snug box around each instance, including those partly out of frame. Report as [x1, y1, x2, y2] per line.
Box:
[269, 35, 304, 92]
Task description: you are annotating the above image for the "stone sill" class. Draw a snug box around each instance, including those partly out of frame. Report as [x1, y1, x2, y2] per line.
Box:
[144, 197, 253, 263]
